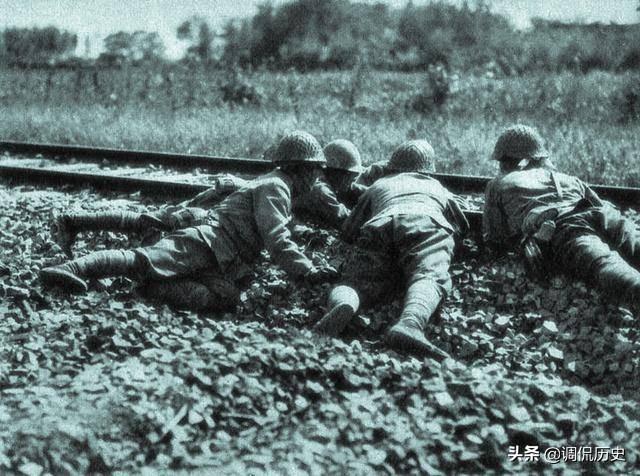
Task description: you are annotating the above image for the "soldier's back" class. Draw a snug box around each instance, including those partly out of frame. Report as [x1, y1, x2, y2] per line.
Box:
[490, 169, 587, 220]
[366, 173, 450, 217]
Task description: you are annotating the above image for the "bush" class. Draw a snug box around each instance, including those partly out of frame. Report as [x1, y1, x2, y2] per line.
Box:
[613, 75, 640, 123]
[409, 63, 455, 114]
[219, 71, 264, 106]
[618, 48, 640, 71]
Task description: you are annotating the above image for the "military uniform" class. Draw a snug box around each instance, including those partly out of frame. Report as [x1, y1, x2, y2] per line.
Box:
[51, 174, 248, 257]
[42, 131, 337, 310]
[53, 173, 347, 256]
[484, 168, 640, 306]
[483, 168, 602, 247]
[54, 139, 371, 254]
[316, 140, 468, 361]
[341, 172, 466, 308]
[164, 175, 349, 231]
[349, 161, 388, 200]
[483, 124, 640, 309]
[294, 179, 349, 229]
[137, 170, 314, 281]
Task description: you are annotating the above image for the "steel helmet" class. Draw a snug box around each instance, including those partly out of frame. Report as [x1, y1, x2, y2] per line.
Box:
[323, 140, 363, 173]
[387, 140, 436, 173]
[273, 130, 325, 166]
[492, 125, 549, 162]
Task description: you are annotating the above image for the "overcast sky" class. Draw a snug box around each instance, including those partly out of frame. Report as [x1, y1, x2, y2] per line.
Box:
[1, 0, 638, 58]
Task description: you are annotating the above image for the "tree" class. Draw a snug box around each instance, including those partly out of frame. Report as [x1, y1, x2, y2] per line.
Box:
[131, 31, 165, 62]
[221, 19, 253, 67]
[3, 27, 77, 67]
[99, 31, 165, 66]
[220, 0, 394, 69]
[177, 16, 215, 64]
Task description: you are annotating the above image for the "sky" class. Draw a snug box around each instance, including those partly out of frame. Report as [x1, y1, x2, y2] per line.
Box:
[1, 0, 638, 59]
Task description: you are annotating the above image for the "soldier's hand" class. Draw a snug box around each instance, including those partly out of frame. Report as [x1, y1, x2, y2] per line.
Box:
[305, 266, 339, 284]
[522, 238, 545, 278]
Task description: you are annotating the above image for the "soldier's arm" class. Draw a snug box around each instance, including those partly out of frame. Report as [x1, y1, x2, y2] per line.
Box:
[355, 162, 386, 188]
[348, 182, 368, 199]
[341, 192, 372, 244]
[482, 181, 509, 252]
[183, 175, 248, 208]
[296, 181, 349, 230]
[253, 181, 315, 278]
[344, 163, 387, 205]
[445, 193, 470, 237]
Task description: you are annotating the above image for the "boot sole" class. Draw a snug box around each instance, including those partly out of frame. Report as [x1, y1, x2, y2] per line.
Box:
[40, 268, 88, 293]
[386, 328, 452, 362]
[313, 303, 355, 337]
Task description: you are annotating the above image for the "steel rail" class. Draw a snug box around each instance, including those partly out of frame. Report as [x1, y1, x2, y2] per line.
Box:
[0, 140, 272, 175]
[2, 140, 640, 206]
[0, 164, 210, 198]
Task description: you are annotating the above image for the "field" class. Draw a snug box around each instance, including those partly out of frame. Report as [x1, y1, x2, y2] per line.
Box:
[1, 67, 639, 185]
[1, 66, 640, 474]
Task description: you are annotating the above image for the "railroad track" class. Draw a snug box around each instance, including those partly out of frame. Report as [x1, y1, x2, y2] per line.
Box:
[1, 140, 639, 233]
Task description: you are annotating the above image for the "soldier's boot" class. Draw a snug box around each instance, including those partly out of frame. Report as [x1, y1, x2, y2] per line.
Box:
[140, 276, 240, 312]
[313, 285, 360, 337]
[40, 250, 139, 294]
[51, 211, 166, 257]
[385, 280, 451, 362]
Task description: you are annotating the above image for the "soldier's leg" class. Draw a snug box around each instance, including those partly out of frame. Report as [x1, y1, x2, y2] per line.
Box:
[40, 249, 142, 293]
[52, 210, 167, 256]
[41, 227, 216, 294]
[557, 233, 640, 310]
[314, 245, 396, 336]
[595, 205, 640, 268]
[386, 217, 455, 361]
[153, 206, 209, 231]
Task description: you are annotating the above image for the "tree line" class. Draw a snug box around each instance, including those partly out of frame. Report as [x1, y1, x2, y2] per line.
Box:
[1, 0, 640, 74]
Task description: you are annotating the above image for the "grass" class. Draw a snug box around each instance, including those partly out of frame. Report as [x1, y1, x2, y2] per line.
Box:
[0, 68, 639, 185]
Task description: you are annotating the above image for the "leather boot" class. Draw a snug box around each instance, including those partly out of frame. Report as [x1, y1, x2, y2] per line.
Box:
[313, 285, 360, 336]
[51, 211, 163, 256]
[40, 250, 138, 293]
[140, 277, 239, 312]
[385, 279, 451, 361]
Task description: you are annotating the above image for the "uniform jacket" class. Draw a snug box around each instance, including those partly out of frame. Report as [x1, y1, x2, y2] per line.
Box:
[294, 179, 349, 229]
[185, 173, 348, 230]
[204, 171, 315, 278]
[483, 168, 603, 247]
[348, 161, 388, 201]
[342, 172, 469, 243]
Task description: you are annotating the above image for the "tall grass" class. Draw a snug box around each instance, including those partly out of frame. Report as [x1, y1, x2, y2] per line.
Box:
[0, 68, 639, 186]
